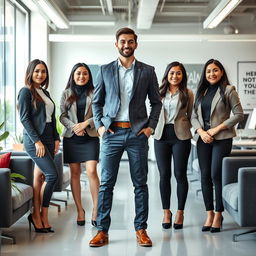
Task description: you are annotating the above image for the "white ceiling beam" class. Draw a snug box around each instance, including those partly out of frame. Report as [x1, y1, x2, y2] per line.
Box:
[106, 0, 113, 15]
[137, 0, 160, 29]
[99, 0, 106, 15]
[203, 0, 243, 29]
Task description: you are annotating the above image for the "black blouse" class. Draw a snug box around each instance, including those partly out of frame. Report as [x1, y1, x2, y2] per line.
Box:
[73, 85, 87, 123]
[201, 83, 219, 127]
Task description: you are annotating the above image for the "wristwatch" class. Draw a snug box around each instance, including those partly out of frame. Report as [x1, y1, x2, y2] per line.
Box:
[149, 127, 155, 135]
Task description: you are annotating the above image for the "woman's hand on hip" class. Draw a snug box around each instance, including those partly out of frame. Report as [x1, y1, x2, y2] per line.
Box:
[35, 140, 45, 157]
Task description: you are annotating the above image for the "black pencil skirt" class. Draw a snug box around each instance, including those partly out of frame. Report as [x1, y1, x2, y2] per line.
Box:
[63, 133, 99, 164]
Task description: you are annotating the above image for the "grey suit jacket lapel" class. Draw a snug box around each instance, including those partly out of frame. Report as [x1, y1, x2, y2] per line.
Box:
[210, 87, 221, 116]
[131, 61, 142, 99]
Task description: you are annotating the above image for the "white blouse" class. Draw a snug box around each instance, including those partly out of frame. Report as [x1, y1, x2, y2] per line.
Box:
[36, 88, 54, 123]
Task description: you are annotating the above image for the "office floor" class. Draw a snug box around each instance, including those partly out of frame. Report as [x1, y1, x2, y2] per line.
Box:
[1, 161, 256, 256]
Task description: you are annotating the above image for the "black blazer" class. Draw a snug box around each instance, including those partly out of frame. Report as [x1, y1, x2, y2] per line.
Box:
[92, 59, 162, 134]
[18, 87, 60, 143]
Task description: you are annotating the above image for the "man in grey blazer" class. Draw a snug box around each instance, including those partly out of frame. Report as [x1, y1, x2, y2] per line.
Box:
[89, 27, 162, 247]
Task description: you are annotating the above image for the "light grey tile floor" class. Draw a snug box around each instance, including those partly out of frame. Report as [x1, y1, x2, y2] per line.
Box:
[1, 161, 256, 256]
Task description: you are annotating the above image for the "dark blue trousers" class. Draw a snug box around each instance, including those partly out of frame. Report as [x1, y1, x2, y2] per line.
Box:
[96, 127, 149, 232]
[23, 123, 58, 207]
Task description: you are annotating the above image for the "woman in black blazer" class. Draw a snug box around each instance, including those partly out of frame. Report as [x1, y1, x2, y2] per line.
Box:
[191, 59, 244, 233]
[154, 62, 194, 229]
[18, 59, 60, 233]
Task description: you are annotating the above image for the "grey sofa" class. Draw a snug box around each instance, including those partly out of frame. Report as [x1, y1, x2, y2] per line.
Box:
[0, 155, 34, 244]
[222, 156, 256, 241]
[190, 148, 256, 196]
[9, 151, 70, 212]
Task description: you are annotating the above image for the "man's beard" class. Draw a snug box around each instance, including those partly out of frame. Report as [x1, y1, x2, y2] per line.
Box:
[118, 47, 135, 57]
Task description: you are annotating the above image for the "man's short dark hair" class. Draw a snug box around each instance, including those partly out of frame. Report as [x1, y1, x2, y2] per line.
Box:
[115, 27, 137, 43]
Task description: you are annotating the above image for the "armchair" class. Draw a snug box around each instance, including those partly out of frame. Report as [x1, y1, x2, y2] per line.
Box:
[222, 156, 256, 241]
[0, 155, 34, 244]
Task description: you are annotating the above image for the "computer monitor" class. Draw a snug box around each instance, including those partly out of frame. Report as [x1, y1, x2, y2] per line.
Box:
[248, 108, 256, 129]
[237, 113, 249, 129]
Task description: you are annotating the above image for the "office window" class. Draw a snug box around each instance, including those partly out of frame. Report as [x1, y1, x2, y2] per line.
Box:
[0, 0, 4, 126]
[0, 0, 29, 145]
[5, 0, 15, 134]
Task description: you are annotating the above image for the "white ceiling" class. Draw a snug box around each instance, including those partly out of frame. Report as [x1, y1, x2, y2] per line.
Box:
[50, 0, 256, 35]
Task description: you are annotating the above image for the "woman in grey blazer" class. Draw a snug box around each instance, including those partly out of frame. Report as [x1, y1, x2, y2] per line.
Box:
[191, 59, 244, 233]
[154, 62, 194, 229]
[60, 63, 99, 227]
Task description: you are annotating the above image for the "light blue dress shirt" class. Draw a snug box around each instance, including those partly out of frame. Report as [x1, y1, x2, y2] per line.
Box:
[115, 58, 135, 122]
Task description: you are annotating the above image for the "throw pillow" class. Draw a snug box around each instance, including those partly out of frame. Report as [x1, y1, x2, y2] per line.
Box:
[0, 152, 12, 168]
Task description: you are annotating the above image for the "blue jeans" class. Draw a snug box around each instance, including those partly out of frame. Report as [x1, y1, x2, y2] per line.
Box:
[97, 127, 149, 232]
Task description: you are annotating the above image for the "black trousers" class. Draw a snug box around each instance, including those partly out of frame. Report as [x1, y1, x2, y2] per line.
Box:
[154, 124, 191, 210]
[24, 123, 58, 207]
[197, 137, 232, 212]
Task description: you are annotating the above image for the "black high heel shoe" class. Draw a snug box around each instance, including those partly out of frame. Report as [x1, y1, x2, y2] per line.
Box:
[162, 211, 172, 229]
[210, 216, 224, 233]
[202, 225, 211, 232]
[45, 227, 55, 233]
[174, 214, 184, 230]
[28, 214, 48, 233]
[91, 220, 97, 227]
[77, 209, 85, 226]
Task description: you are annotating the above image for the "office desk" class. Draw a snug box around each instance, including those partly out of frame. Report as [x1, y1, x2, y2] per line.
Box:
[233, 138, 256, 148]
[191, 137, 256, 148]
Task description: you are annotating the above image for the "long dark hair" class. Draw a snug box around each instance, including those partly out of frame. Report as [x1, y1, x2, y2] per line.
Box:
[194, 59, 230, 110]
[64, 63, 94, 111]
[24, 59, 49, 107]
[159, 61, 188, 109]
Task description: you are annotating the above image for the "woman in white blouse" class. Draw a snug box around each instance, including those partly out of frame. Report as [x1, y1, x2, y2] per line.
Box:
[154, 61, 194, 229]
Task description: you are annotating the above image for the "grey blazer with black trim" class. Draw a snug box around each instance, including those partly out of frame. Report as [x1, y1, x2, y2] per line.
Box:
[59, 88, 98, 138]
[191, 85, 244, 141]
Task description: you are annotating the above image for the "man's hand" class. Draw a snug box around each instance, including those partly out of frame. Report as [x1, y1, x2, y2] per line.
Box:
[98, 126, 106, 137]
[98, 126, 114, 137]
[137, 127, 152, 138]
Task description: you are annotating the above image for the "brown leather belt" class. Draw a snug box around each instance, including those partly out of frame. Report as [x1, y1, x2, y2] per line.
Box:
[112, 122, 131, 128]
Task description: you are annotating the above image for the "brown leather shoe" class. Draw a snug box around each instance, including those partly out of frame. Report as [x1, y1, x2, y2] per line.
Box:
[136, 229, 152, 247]
[89, 231, 109, 247]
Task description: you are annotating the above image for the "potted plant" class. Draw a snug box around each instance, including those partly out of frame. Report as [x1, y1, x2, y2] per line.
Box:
[12, 133, 24, 151]
[0, 122, 26, 191]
